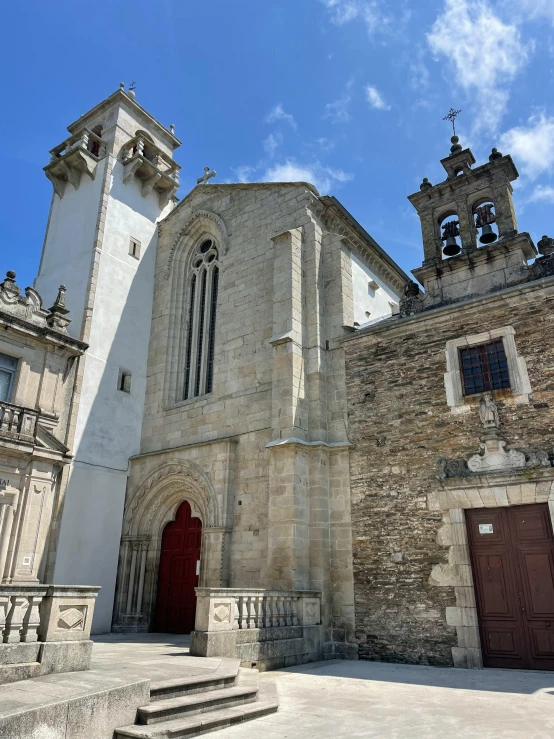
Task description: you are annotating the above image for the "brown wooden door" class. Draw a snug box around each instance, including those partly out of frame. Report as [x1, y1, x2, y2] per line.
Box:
[155, 501, 202, 633]
[467, 504, 554, 670]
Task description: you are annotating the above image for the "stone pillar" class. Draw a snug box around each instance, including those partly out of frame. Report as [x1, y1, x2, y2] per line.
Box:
[126, 541, 139, 614]
[199, 527, 230, 587]
[491, 183, 518, 236]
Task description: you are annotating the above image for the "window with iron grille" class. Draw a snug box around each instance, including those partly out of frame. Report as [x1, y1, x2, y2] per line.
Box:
[459, 339, 510, 396]
[183, 238, 219, 400]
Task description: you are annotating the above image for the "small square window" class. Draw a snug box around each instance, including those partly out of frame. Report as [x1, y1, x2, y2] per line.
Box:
[118, 370, 132, 393]
[459, 339, 510, 396]
[129, 238, 141, 260]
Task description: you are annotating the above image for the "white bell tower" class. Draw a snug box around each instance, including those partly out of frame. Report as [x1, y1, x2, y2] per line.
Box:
[35, 84, 181, 632]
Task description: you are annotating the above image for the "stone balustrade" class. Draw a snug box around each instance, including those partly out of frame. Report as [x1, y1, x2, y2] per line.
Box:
[194, 588, 321, 633]
[191, 588, 322, 669]
[0, 401, 39, 443]
[49, 128, 106, 162]
[0, 585, 100, 645]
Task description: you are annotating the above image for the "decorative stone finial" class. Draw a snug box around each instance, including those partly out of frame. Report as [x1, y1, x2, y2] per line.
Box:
[169, 124, 175, 135]
[450, 135, 462, 154]
[420, 177, 432, 191]
[538, 235, 554, 257]
[46, 285, 70, 333]
[1, 270, 20, 299]
[489, 147, 502, 161]
[119, 82, 125, 90]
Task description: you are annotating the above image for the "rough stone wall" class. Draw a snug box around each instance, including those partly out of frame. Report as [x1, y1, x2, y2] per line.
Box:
[344, 279, 554, 665]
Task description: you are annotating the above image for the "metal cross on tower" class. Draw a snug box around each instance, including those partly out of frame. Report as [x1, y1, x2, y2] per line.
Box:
[443, 108, 462, 136]
[197, 166, 216, 185]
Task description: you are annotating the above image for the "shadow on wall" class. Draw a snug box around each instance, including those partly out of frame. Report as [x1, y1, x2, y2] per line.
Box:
[43, 170, 163, 634]
[281, 659, 554, 696]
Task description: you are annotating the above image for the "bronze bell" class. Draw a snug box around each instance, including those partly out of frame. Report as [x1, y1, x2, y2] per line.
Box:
[479, 223, 498, 245]
[443, 236, 461, 257]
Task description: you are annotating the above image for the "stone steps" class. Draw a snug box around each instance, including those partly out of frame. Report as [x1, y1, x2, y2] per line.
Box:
[114, 667, 278, 738]
[150, 670, 238, 701]
[138, 685, 258, 724]
[0, 660, 41, 684]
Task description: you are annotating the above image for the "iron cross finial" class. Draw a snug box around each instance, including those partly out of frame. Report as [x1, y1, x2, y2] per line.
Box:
[197, 166, 216, 185]
[443, 108, 462, 136]
[129, 81, 136, 92]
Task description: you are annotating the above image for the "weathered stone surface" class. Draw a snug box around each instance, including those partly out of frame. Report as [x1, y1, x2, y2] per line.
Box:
[344, 277, 554, 666]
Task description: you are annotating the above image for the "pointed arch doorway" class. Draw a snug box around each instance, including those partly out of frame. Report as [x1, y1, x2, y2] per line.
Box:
[154, 501, 202, 633]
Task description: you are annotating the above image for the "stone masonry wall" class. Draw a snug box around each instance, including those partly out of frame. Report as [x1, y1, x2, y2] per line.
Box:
[344, 279, 554, 665]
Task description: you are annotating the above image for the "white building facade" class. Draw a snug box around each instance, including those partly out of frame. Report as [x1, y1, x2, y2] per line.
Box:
[35, 86, 181, 632]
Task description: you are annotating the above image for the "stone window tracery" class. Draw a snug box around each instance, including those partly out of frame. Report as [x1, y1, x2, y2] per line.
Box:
[183, 238, 219, 400]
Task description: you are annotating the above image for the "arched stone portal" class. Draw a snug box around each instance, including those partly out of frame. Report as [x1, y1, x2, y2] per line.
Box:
[112, 460, 230, 633]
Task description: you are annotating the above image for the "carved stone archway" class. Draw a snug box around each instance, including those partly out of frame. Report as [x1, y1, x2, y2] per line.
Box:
[112, 460, 230, 632]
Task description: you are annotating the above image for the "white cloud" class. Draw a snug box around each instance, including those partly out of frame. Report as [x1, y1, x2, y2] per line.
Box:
[365, 84, 390, 110]
[517, 0, 554, 23]
[265, 104, 297, 130]
[263, 132, 283, 155]
[499, 113, 554, 180]
[319, 0, 387, 35]
[264, 159, 353, 194]
[427, 0, 530, 132]
[324, 80, 353, 123]
[530, 185, 554, 203]
[233, 165, 257, 183]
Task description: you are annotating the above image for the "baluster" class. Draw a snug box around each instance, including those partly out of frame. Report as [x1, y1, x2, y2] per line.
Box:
[1, 407, 10, 432]
[291, 596, 299, 627]
[277, 596, 285, 627]
[246, 596, 255, 628]
[284, 596, 292, 627]
[4, 596, 28, 643]
[136, 138, 145, 156]
[11, 408, 20, 433]
[21, 596, 42, 642]
[0, 595, 9, 642]
[240, 595, 249, 629]
[271, 596, 279, 627]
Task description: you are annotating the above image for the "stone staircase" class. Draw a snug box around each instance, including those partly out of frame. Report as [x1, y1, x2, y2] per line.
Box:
[114, 662, 278, 738]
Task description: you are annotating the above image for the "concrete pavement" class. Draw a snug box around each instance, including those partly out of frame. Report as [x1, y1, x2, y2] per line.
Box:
[212, 659, 554, 739]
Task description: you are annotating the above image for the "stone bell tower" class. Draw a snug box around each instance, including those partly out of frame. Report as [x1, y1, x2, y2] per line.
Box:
[407, 134, 536, 309]
[35, 84, 181, 632]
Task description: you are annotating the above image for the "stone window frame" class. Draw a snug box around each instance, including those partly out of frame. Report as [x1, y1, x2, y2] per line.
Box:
[129, 237, 141, 260]
[118, 369, 132, 394]
[182, 237, 220, 402]
[444, 326, 531, 413]
[0, 352, 18, 403]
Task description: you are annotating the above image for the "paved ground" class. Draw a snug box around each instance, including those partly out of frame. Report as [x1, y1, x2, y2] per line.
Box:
[212, 659, 554, 739]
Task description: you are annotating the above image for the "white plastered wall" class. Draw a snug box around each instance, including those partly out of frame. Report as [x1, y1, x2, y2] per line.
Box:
[351, 252, 399, 326]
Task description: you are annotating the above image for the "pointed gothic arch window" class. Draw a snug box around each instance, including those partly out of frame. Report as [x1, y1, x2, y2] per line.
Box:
[183, 238, 219, 399]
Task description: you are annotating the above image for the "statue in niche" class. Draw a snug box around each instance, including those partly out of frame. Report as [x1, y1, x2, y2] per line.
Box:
[479, 393, 500, 429]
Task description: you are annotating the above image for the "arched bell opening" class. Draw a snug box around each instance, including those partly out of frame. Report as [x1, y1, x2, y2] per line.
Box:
[439, 212, 462, 259]
[473, 199, 498, 246]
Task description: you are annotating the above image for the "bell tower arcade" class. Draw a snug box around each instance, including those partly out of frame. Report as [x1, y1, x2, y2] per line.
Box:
[406, 134, 536, 310]
[35, 85, 181, 632]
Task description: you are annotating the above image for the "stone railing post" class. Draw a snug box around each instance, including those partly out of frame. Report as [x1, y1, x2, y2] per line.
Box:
[4, 596, 28, 643]
[21, 595, 43, 642]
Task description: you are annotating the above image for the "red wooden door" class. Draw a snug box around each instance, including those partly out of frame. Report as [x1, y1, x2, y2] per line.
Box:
[467, 504, 554, 670]
[155, 501, 202, 633]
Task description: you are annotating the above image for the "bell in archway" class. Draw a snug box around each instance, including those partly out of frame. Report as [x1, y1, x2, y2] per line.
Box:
[479, 223, 498, 244]
[442, 219, 461, 257]
[443, 237, 461, 257]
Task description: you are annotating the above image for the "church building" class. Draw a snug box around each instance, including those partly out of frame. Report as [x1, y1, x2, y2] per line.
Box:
[32, 85, 407, 666]
[6, 84, 554, 673]
[343, 133, 554, 670]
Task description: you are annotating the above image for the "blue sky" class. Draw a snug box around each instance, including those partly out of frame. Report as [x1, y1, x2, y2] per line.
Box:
[2, 0, 554, 289]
